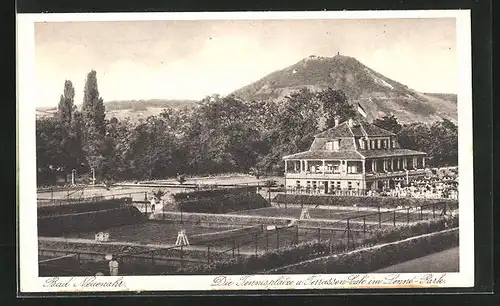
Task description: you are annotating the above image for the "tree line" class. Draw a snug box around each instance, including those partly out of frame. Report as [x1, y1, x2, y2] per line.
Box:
[36, 70, 458, 186]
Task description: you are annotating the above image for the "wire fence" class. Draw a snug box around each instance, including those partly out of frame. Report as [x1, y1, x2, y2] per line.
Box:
[38, 200, 455, 276]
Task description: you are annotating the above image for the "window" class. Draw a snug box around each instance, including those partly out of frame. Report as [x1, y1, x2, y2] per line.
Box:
[333, 165, 340, 173]
[296, 181, 300, 187]
[325, 141, 333, 150]
[306, 181, 311, 187]
[348, 181, 352, 190]
[336, 181, 341, 190]
[312, 181, 317, 189]
[333, 140, 340, 151]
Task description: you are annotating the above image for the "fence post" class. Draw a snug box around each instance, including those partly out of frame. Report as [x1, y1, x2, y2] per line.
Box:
[378, 207, 381, 229]
[295, 225, 299, 244]
[276, 228, 280, 249]
[420, 206, 423, 221]
[347, 219, 351, 249]
[180, 245, 184, 269]
[393, 210, 396, 226]
[317, 227, 321, 240]
[407, 207, 410, 224]
[363, 216, 366, 238]
[266, 231, 269, 250]
[207, 246, 211, 264]
[254, 233, 258, 255]
[433, 205, 436, 218]
[151, 251, 155, 266]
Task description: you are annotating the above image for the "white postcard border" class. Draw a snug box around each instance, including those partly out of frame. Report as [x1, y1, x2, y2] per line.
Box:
[17, 10, 474, 293]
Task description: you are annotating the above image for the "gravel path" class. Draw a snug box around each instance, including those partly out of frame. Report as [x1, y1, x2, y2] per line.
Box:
[372, 247, 459, 273]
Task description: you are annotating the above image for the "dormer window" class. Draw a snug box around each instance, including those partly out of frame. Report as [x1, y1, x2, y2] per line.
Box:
[325, 141, 333, 150]
[333, 140, 340, 151]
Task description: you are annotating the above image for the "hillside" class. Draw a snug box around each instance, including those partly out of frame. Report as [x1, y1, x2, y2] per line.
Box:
[36, 99, 197, 122]
[231, 55, 457, 124]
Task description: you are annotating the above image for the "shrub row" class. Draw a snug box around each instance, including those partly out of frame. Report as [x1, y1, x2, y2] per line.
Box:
[176, 193, 269, 214]
[161, 212, 292, 226]
[274, 194, 458, 209]
[272, 228, 459, 274]
[38, 206, 146, 236]
[38, 198, 130, 217]
[176, 215, 458, 274]
[38, 238, 235, 263]
[173, 187, 257, 200]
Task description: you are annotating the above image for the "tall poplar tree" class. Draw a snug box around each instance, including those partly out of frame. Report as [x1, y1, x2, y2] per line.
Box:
[81, 70, 106, 180]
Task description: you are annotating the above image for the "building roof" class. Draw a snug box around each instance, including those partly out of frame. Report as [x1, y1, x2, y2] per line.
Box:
[314, 122, 353, 138]
[283, 148, 426, 160]
[358, 148, 426, 158]
[283, 150, 363, 160]
[359, 121, 396, 137]
[313, 120, 395, 138]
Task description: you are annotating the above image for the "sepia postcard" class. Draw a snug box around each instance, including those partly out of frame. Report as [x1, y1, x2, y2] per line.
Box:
[17, 10, 474, 293]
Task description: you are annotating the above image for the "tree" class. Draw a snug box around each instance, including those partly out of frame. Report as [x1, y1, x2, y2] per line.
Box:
[316, 88, 355, 129]
[373, 114, 402, 134]
[398, 119, 458, 167]
[81, 70, 107, 180]
[57, 80, 75, 125]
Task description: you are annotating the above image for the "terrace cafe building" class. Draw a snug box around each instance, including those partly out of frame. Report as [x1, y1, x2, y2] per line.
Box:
[283, 119, 427, 195]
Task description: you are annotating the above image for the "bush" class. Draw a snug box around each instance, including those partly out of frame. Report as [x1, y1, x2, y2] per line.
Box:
[38, 206, 146, 236]
[159, 212, 291, 226]
[172, 187, 256, 200]
[274, 228, 459, 274]
[176, 215, 458, 274]
[177, 193, 270, 214]
[38, 198, 131, 217]
[274, 194, 458, 209]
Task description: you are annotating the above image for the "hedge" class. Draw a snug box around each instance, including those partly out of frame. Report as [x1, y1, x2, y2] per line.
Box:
[38, 198, 131, 217]
[161, 212, 292, 226]
[274, 194, 458, 209]
[271, 228, 459, 274]
[39, 238, 237, 266]
[176, 193, 270, 214]
[176, 215, 458, 274]
[173, 186, 257, 200]
[38, 206, 146, 236]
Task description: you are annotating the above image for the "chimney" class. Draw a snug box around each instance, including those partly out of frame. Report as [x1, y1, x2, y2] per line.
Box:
[334, 118, 339, 126]
[348, 118, 354, 127]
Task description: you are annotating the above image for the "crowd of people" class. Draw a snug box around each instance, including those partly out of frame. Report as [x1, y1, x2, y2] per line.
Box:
[372, 167, 459, 200]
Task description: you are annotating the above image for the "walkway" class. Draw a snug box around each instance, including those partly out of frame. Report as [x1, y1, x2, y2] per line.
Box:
[372, 247, 459, 273]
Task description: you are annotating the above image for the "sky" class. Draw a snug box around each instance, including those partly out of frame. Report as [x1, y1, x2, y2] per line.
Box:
[34, 18, 457, 108]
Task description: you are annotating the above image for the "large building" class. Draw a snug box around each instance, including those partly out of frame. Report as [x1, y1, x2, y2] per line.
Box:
[283, 118, 427, 195]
